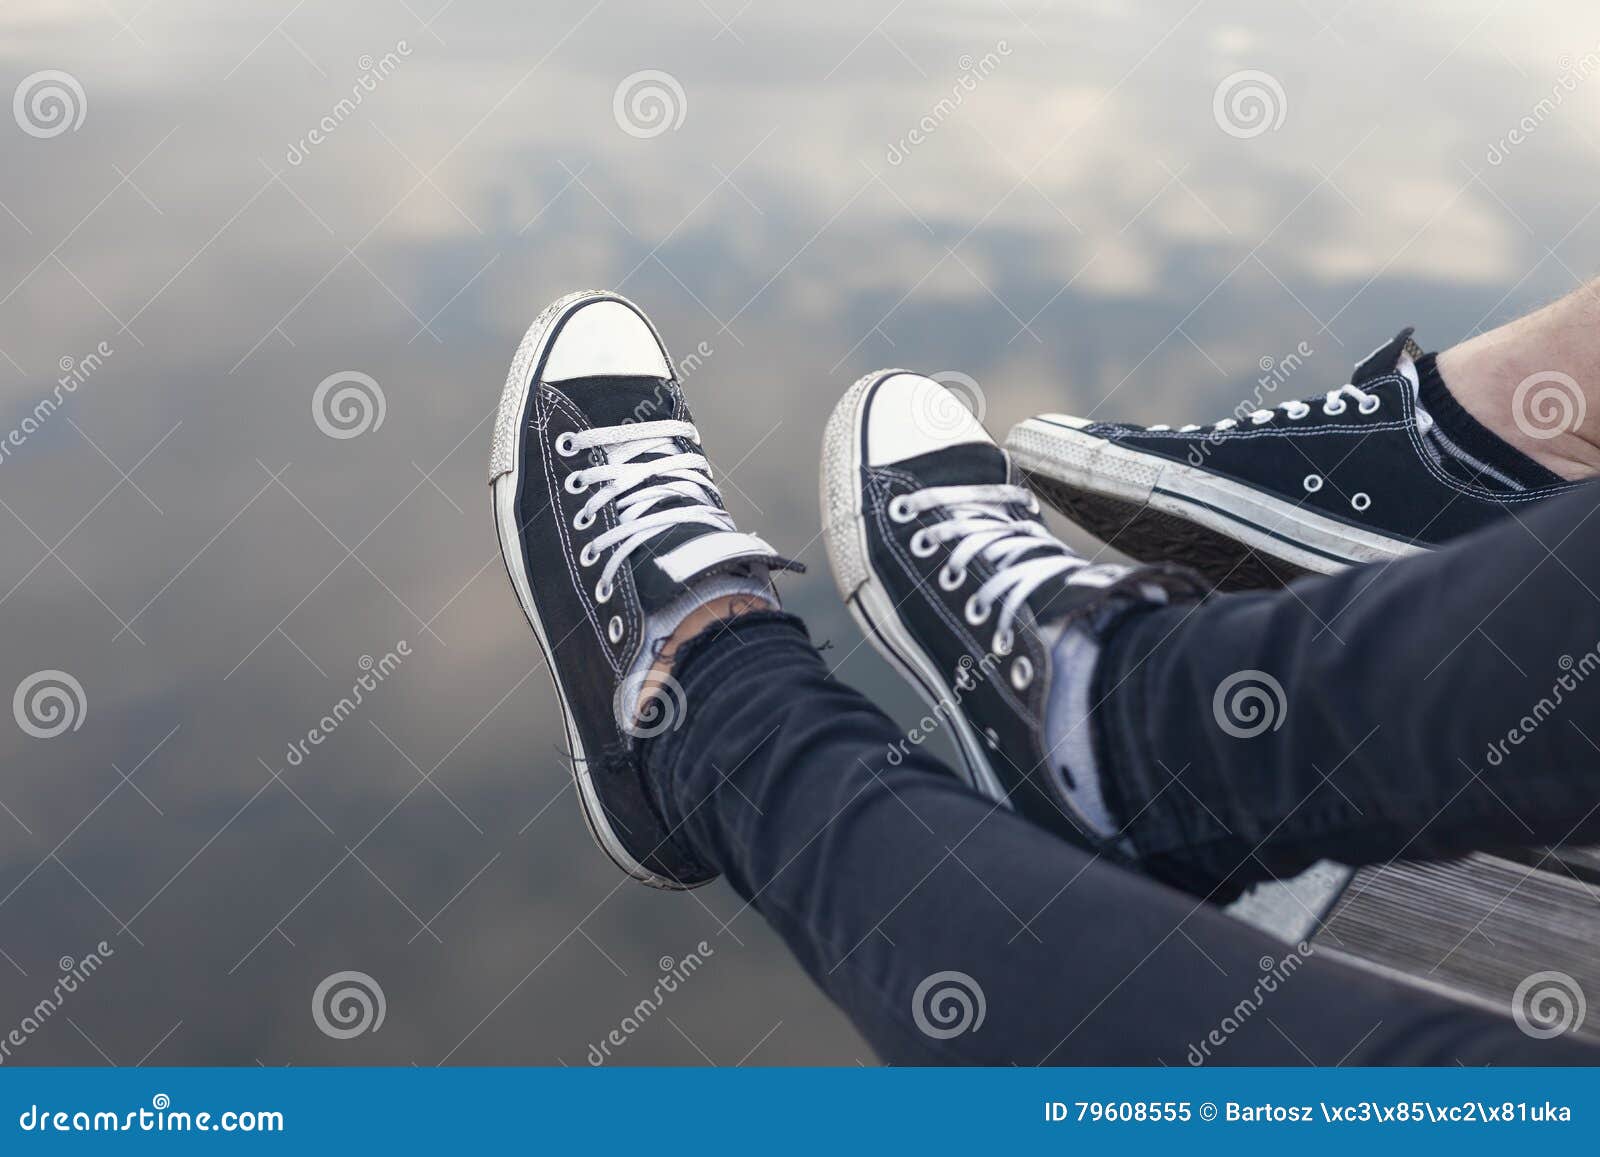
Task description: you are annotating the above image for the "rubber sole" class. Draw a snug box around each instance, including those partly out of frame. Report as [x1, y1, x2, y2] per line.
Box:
[1026, 473, 1307, 591]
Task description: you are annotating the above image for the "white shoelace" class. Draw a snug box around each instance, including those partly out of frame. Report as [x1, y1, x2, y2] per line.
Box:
[891, 483, 1113, 653]
[1151, 381, 1382, 434]
[559, 419, 734, 602]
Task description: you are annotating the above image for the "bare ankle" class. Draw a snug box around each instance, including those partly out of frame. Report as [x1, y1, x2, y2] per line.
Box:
[637, 593, 775, 724]
[1435, 291, 1600, 481]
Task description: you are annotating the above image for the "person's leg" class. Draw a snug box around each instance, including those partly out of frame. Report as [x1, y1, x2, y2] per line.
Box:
[1436, 281, 1600, 480]
[1094, 479, 1600, 893]
[1009, 284, 1600, 592]
[642, 609, 1598, 1064]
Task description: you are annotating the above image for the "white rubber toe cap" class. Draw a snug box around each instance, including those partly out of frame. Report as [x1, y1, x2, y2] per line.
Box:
[865, 372, 993, 466]
[542, 297, 671, 383]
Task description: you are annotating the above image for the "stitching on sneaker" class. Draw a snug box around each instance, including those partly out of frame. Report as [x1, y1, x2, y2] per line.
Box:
[541, 387, 635, 675]
[873, 465, 1053, 726]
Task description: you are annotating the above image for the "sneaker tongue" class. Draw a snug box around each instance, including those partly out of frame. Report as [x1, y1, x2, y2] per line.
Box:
[1025, 562, 1202, 640]
[626, 522, 794, 613]
[1023, 562, 1137, 631]
[1351, 327, 1423, 386]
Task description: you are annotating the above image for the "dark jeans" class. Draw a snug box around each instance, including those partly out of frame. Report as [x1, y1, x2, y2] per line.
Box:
[1095, 480, 1600, 895]
[641, 484, 1600, 1065]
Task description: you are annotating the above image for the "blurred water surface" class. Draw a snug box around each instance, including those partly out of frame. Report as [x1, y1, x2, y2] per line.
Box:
[1, 0, 1597, 1063]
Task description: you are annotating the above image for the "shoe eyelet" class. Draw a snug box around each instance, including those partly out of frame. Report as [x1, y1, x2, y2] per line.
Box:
[555, 432, 578, 457]
[1250, 412, 1272, 425]
[595, 579, 614, 604]
[1303, 474, 1323, 493]
[964, 595, 990, 626]
[1358, 395, 1381, 415]
[992, 629, 1014, 656]
[910, 530, 937, 558]
[579, 542, 599, 567]
[573, 509, 596, 531]
[1010, 656, 1034, 691]
[1286, 404, 1310, 420]
[888, 496, 915, 523]
[938, 566, 965, 591]
[564, 471, 589, 494]
[1351, 492, 1371, 511]
[1323, 400, 1347, 417]
[607, 615, 624, 643]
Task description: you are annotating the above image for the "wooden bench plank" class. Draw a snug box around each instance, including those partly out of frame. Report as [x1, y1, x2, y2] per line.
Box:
[1228, 854, 1599, 1045]
[1318, 855, 1600, 1042]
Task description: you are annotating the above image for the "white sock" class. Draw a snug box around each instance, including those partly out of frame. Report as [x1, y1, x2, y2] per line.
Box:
[1042, 625, 1118, 840]
[620, 570, 776, 722]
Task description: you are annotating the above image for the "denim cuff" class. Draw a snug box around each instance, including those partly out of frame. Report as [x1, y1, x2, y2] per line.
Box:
[1088, 601, 1252, 898]
[1090, 602, 1169, 838]
[639, 610, 814, 827]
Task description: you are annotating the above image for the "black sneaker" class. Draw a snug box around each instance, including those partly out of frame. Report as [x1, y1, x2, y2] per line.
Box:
[1006, 329, 1581, 589]
[820, 370, 1203, 844]
[490, 291, 797, 889]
